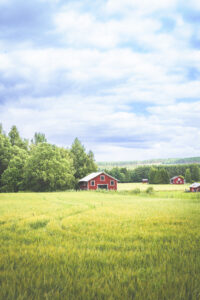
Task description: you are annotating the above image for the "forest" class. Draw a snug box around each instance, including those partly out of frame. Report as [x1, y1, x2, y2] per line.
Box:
[105, 164, 200, 184]
[0, 124, 97, 192]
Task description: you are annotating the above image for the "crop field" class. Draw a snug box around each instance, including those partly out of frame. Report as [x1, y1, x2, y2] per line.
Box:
[0, 188, 200, 300]
[118, 182, 190, 191]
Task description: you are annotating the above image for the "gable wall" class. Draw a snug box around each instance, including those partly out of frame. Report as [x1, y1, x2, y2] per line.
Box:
[88, 174, 117, 190]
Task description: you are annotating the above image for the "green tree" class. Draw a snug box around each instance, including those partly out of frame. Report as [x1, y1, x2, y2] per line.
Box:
[86, 150, 98, 174]
[70, 138, 97, 179]
[0, 132, 12, 184]
[1, 146, 28, 192]
[191, 165, 200, 182]
[149, 168, 157, 184]
[24, 143, 75, 191]
[8, 125, 28, 150]
[185, 168, 191, 183]
[159, 169, 169, 184]
[31, 132, 47, 145]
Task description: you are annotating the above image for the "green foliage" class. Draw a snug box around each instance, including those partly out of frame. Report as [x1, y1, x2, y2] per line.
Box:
[190, 165, 200, 182]
[24, 143, 75, 191]
[8, 125, 28, 150]
[149, 167, 157, 184]
[1, 146, 28, 192]
[0, 124, 98, 192]
[0, 191, 199, 300]
[70, 138, 97, 180]
[31, 132, 47, 145]
[0, 132, 12, 179]
[106, 164, 200, 184]
[157, 169, 169, 184]
[98, 156, 200, 168]
[185, 168, 191, 183]
[149, 168, 169, 184]
[146, 187, 154, 194]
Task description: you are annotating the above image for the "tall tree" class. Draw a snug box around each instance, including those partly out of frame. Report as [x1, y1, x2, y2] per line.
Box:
[70, 138, 97, 179]
[31, 132, 47, 145]
[191, 165, 200, 182]
[185, 168, 191, 183]
[159, 169, 170, 184]
[1, 146, 28, 192]
[8, 125, 28, 150]
[149, 168, 157, 184]
[0, 132, 12, 184]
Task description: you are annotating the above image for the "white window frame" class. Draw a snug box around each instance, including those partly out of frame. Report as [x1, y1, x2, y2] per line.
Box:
[110, 180, 114, 186]
[100, 175, 105, 181]
[90, 180, 95, 186]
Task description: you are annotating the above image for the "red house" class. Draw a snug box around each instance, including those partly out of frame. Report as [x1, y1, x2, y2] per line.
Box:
[189, 183, 200, 192]
[170, 176, 185, 184]
[142, 179, 148, 184]
[79, 172, 118, 190]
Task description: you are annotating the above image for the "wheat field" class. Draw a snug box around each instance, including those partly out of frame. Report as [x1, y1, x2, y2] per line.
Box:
[0, 189, 199, 300]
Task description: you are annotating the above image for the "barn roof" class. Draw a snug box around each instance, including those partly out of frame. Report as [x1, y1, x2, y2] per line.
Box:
[79, 171, 119, 182]
[170, 176, 181, 180]
[189, 182, 200, 188]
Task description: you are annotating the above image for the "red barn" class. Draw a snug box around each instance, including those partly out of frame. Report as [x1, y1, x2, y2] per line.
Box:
[170, 176, 185, 184]
[189, 183, 200, 192]
[79, 172, 118, 190]
[142, 179, 148, 184]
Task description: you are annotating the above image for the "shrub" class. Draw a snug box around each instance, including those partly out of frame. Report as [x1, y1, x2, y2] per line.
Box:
[146, 187, 154, 194]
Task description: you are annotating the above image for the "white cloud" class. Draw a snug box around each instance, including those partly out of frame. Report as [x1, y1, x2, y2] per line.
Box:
[1, 0, 200, 161]
[105, 0, 176, 15]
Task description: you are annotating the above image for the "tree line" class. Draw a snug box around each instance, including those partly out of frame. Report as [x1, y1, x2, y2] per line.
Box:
[105, 164, 200, 184]
[0, 124, 97, 192]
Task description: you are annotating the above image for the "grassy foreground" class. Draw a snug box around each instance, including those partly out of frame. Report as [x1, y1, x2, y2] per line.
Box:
[0, 188, 200, 300]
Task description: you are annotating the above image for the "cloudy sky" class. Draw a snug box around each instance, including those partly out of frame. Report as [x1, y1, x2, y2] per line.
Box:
[0, 0, 200, 161]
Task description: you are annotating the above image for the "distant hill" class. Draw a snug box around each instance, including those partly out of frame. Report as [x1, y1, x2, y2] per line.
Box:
[98, 157, 200, 169]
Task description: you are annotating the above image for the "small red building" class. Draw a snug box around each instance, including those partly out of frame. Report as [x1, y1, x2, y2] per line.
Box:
[142, 179, 148, 184]
[170, 176, 185, 184]
[189, 183, 200, 192]
[79, 172, 118, 190]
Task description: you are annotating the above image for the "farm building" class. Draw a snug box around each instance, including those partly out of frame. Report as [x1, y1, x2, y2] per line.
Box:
[170, 176, 184, 184]
[189, 183, 200, 192]
[79, 172, 118, 190]
[142, 179, 148, 184]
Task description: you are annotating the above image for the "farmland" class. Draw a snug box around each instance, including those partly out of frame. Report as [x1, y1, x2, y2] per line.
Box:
[0, 186, 200, 300]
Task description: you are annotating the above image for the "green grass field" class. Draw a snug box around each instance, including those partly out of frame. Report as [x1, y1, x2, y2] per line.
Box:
[118, 182, 190, 191]
[0, 186, 200, 300]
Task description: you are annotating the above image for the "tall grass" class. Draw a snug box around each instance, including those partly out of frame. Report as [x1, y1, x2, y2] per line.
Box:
[0, 190, 199, 300]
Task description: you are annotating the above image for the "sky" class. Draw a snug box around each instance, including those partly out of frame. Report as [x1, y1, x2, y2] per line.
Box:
[0, 0, 200, 161]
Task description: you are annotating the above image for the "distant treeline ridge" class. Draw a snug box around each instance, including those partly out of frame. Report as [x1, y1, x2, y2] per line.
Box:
[98, 157, 200, 168]
[104, 164, 200, 184]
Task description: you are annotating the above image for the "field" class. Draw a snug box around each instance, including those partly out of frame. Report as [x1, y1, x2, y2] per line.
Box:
[118, 182, 190, 191]
[0, 185, 200, 300]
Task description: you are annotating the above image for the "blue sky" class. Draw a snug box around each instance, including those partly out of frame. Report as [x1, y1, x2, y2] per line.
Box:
[0, 0, 200, 161]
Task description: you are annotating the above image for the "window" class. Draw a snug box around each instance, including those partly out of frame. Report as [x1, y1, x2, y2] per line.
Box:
[100, 175, 105, 181]
[90, 180, 95, 186]
[110, 180, 114, 186]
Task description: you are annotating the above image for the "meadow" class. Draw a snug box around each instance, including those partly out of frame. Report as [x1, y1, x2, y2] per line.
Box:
[0, 185, 200, 300]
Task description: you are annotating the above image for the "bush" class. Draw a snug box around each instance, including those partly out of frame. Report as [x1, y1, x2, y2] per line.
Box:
[146, 187, 154, 194]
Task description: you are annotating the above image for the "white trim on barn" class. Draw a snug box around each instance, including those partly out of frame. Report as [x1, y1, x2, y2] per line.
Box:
[97, 184, 108, 190]
[79, 171, 119, 182]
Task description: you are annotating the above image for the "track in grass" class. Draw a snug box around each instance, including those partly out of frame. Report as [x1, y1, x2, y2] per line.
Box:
[0, 190, 199, 300]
